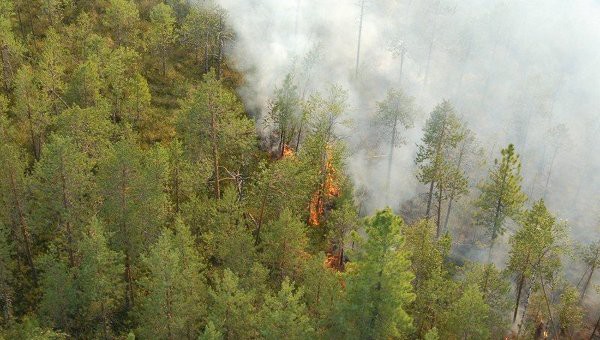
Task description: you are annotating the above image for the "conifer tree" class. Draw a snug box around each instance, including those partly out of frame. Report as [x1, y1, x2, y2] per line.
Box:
[258, 278, 315, 339]
[267, 73, 301, 157]
[98, 138, 169, 309]
[373, 88, 416, 201]
[507, 200, 566, 323]
[147, 3, 177, 77]
[38, 29, 68, 115]
[104, 0, 140, 47]
[13, 64, 51, 160]
[137, 220, 207, 339]
[178, 71, 256, 198]
[0, 141, 36, 281]
[475, 144, 527, 263]
[441, 284, 490, 339]
[0, 0, 22, 90]
[340, 209, 415, 339]
[208, 269, 258, 340]
[0, 222, 15, 325]
[416, 100, 465, 221]
[30, 136, 96, 268]
[259, 209, 309, 284]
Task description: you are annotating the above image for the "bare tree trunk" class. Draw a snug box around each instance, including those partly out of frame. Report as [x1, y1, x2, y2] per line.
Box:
[1, 45, 13, 90]
[591, 313, 600, 340]
[210, 106, 220, 198]
[354, 0, 365, 77]
[426, 181, 435, 217]
[59, 154, 76, 268]
[436, 183, 443, 237]
[581, 262, 597, 301]
[385, 117, 397, 204]
[8, 167, 37, 282]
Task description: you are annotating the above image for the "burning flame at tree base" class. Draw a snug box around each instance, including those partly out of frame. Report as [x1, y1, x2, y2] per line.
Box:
[308, 147, 340, 226]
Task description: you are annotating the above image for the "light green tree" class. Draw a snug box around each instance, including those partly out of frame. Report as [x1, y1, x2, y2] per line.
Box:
[13, 65, 51, 160]
[475, 144, 527, 267]
[208, 269, 258, 340]
[137, 220, 207, 339]
[30, 136, 96, 268]
[258, 278, 315, 339]
[98, 138, 169, 309]
[507, 200, 567, 323]
[373, 88, 416, 201]
[415, 100, 465, 225]
[147, 3, 177, 76]
[339, 208, 415, 339]
[104, 0, 140, 46]
[178, 71, 256, 198]
[440, 284, 490, 340]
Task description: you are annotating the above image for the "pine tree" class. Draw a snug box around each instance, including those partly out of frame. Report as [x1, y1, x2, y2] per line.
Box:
[373, 88, 416, 202]
[30, 136, 96, 268]
[65, 58, 103, 108]
[38, 29, 68, 115]
[137, 220, 207, 339]
[54, 105, 113, 161]
[0, 141, 37, 282]
[208, 269, 258, 340]
[441, 284, 490, 339]
[104, 0, 140, 47]
[416, 100, 465, 223]
[475, 144, 527, 264]
[178, 70, 256, 198]
[266, 73, 301, 157]
[0, 221, 15, 325]
[0, 0, 22, 91]
[340, 208, 415, 339]
[98, 138, 169, 309]
[258, 278, 315, 339]
[259, 209, 309, 284]
[13, 64, 51, 160]
[147, 3, 177, 77]
[75, 217, 124, 339]
[507, 200, 566, 323]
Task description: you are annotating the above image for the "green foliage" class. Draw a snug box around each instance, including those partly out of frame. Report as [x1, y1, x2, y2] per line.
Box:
[440, 284, 490, 339]
[259, 209, 309, 284]
[258, 278, 315, 339]
[339, 209, 415, 339]
[136, 220, 207, 339]
[30, 136, 96, 265]
[475, 144, 527, 242]
[208, 269, 258, 339]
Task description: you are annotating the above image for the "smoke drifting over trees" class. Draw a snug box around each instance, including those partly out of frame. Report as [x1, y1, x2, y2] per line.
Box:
[219, 0, 600, 231]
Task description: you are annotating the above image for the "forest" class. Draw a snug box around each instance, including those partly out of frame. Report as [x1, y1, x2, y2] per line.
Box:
[0, 0, 599, 339]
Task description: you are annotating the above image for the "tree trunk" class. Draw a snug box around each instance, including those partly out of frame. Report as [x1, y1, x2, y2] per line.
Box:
[8, 166, 37, 282]
[513, 272, 526, 322]
[426, 180, 435, 217]
[581, 263, 596, 301]
[355, 0, 365, 77]
[436, 183, 443, 238]
[59, 154, 76, 268]
[385, 117, 397, 204]
[591, 313, 600, 340]
[1, 45, 13, 90]
[210, 106, 220, 198]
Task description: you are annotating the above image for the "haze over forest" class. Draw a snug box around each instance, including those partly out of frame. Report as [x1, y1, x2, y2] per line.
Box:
[0, 0, 598, 339]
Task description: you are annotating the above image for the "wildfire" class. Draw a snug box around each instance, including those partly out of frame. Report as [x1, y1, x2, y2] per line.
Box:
[308, 147, 340, 226]
[281, 144, 295, 158]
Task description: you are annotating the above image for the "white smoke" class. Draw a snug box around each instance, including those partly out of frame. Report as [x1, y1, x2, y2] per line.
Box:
[216, 0, 600, 237]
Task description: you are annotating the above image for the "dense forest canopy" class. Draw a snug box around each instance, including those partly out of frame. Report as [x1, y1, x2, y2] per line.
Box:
[0, 0, 598, 339]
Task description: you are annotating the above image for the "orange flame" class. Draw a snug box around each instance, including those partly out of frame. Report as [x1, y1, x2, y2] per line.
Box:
[308, 147, 340, 226]
[282, 144, 295, 158]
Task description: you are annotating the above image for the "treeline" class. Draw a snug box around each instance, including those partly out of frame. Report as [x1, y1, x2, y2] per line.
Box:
[0, 1, 597, 339]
